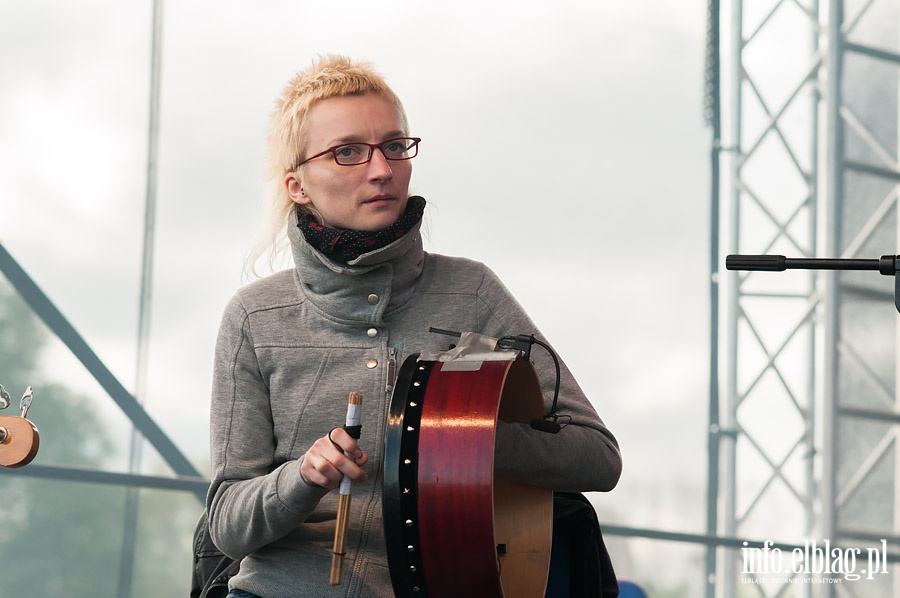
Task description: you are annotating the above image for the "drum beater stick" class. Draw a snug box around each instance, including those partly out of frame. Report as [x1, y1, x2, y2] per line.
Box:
[330, 391, 363, 586]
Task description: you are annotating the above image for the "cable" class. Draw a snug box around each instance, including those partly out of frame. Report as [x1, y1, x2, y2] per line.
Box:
[497, 335, 563, 434]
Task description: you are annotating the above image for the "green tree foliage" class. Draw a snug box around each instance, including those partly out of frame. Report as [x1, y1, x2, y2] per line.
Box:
[0, 281, 202, 597]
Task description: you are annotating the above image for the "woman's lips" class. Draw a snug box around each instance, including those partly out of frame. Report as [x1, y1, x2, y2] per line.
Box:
[363, 194, 396, 205]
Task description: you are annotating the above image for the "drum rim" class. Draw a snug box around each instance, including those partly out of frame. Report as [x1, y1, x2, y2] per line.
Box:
[383, 353, 431, 597]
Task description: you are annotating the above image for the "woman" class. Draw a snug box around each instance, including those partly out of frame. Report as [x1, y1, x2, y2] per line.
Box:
[205, 55, 622, 598]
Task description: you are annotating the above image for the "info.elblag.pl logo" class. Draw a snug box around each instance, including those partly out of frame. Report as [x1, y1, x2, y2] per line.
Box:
[740, 539, 890, 584]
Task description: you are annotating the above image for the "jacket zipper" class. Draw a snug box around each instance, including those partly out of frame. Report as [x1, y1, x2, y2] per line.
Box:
[386, 346, 397, 399]
[349, 344, 396, 593]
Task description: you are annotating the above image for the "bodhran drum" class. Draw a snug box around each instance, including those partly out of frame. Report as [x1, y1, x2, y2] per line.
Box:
[383, 351, 553, 597]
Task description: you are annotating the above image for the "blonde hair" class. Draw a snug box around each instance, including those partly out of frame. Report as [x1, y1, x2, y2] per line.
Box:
[246, 55, 409, 277]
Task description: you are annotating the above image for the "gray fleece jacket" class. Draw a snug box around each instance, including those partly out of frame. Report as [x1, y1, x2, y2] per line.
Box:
[206, 208, 621, 598]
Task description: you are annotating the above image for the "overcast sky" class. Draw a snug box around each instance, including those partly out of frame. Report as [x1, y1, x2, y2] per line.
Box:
[0, 1, 712, 588]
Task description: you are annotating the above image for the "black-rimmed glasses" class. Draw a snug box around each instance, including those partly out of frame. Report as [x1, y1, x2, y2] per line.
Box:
[295, 137, 421, 168]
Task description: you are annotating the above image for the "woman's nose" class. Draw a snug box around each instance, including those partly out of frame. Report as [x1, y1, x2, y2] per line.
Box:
[366, 148, 394, 180]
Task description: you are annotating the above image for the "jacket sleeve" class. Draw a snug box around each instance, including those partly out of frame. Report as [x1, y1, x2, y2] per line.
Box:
[205, 293, 328, 560]
[474, 267, 622, 492]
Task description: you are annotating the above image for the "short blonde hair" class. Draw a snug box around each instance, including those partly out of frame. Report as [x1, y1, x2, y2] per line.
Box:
[269, 56, 407, 223]
[246, 56, 409, 276]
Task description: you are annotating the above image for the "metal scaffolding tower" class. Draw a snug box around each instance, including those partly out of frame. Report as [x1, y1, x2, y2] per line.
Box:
[715, 0, 899, 596]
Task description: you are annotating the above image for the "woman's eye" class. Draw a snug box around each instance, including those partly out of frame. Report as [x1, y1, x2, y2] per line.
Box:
[383, 141, 406, 155]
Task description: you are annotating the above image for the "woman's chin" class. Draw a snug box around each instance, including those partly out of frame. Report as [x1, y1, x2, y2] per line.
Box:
[360, 207, 406, 231]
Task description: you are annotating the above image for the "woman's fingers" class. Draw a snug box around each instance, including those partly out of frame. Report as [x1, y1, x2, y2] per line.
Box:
[299, 430, 369, 489]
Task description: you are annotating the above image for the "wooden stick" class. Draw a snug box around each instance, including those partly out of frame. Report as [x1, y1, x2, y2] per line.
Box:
[329, 391, 363, 586]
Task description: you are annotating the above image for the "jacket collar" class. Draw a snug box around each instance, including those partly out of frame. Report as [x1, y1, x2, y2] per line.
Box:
[287, 207, 425, 324]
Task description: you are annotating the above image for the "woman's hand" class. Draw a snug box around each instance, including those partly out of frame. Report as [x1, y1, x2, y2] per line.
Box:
[299, 427, 369, 489]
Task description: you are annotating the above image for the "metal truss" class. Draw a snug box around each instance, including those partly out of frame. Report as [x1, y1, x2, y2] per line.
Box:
[715, 0, 899, 597]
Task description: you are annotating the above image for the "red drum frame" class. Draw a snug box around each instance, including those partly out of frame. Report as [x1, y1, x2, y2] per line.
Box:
[383, 353, 553, 597]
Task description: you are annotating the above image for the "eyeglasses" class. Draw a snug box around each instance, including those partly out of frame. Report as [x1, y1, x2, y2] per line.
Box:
[295, 137, 421, 168]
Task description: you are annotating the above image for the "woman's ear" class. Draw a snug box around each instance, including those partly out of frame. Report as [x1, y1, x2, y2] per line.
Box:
[285, 172, 310, 205]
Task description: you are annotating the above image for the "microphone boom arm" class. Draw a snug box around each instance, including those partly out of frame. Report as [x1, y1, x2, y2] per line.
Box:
[725, 254, 900, 312]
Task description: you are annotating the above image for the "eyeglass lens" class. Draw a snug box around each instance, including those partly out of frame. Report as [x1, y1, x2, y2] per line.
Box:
[334, 138, 418, 165]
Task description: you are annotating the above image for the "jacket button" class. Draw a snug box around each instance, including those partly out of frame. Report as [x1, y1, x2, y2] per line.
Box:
[367, 328, 378, 338]
[366, 359, 378, 369]
[367, 293, 379, 305]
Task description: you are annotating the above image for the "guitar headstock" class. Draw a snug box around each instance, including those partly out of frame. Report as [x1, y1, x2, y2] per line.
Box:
[0, 415, 40, 468]
[0, 384, 39, 468]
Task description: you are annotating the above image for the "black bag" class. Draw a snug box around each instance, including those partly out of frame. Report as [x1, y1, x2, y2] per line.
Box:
[546, 492, 619, 597]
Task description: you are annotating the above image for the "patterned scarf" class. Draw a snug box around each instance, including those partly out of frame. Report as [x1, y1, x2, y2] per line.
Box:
[297, 195, 426, 264]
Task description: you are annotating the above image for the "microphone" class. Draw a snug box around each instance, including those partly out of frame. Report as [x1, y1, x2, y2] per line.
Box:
[725, 254, 786, 271]
[498, 335, 563, 434]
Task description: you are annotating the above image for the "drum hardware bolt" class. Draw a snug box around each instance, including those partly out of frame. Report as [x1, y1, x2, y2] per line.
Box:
[413, 381, 421, 387]
[412, 586, 421, 592]
[409, 565, 417, 572]
[405, 519, 414, 527]
[0, 427, 7, 443]
[402, 487, 411, 495]
[409, 401, 417, 407]
[407, 545, 415, 552]
[403, 459, 412, 465]
[418, 365, 426, 370]
[406, 426, 415, 432]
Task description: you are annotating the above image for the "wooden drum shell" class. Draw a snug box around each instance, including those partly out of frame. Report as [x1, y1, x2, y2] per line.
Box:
[384, 355, 553, 598]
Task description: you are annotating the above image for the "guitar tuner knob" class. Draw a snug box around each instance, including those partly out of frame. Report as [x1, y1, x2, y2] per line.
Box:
[0, 384, 10, 410]
[20, 386, 33, 419]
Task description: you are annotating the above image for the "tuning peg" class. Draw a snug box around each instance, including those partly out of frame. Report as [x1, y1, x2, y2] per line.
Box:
[0, 384, 9, 410]
[20, 386, 33, 419]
